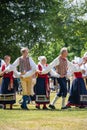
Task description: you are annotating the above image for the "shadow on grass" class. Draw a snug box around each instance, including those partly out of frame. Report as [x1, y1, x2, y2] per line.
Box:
[4, 107, 86, 112]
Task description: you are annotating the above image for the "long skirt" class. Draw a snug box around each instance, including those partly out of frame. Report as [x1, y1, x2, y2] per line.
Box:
[68, 78, 87, 106]
[0, 77, 16, 104]
[0, 77, 2, 93]
[34, 77, 50, 104]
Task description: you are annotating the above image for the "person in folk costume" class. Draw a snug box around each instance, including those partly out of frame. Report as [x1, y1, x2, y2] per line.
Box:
[0, 59, 5, 108]
[41, 47, 76, 109]
[34, 56, 49, 109]
[81, 52, 87, 89]
[0, 55, 15, 109]
[11, 47, 37, 110]
[64, 57, 87, 108]
[34, 56, 59, 110]
[0, 59, 5, 71]
[0, 59, 5, 91]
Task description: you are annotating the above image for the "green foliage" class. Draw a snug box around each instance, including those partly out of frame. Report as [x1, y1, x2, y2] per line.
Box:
[0, 0, 87, 61]
[0, 43, 20, 62]
[30, 39, 64, 63]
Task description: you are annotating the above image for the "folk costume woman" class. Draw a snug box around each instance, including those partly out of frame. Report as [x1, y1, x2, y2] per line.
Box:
[0, 55, 15, 109]
[34, 56, 50, 110]
[65, 57, 87, 108]
[81, 53, 87, 90]
[34, 56, 59, 110]
[0, 59, 5, 92]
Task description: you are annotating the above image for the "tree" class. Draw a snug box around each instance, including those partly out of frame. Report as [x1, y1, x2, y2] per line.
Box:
[0, 0, 87, 61]
[30, 39, 64, 63]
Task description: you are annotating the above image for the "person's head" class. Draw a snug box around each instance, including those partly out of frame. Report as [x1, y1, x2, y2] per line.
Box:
[60, 47, 68, 58]
[21, 47, 29, 57]
[4, 55, 11, 65]
[38, 56, 47, 65]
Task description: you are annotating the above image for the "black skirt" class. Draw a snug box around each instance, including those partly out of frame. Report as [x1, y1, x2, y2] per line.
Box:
[68, 78, 87, 106]
[0, 77, 16, 104]
[34, 77, 50, 104]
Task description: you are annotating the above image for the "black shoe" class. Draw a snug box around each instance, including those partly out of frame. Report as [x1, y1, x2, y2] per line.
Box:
[43, 107, 49, 110]
[79, 106, 85, 108]
[49, 104, 55, 109]
[61, 106, 71, 109]
[36, 106, 40, 109]
[3, 104, 6, 109]
[0, 105, 4, 109]
[21, 105, 29, 110]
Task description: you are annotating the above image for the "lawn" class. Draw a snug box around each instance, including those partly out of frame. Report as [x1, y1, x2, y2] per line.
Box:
[0, 92, 87, 130]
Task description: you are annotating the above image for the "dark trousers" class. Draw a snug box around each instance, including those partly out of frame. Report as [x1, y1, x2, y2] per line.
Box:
[57, 77, 67, 97]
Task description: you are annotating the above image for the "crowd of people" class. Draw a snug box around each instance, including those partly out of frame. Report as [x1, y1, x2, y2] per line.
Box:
[0, 47, 87, 110]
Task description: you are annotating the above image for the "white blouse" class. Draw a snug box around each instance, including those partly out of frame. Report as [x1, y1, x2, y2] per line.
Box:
[41, 56, 81, 77]
[38, 62, 60, 78]
[0, 59, 5, 72]
[5, 56, 37, 78]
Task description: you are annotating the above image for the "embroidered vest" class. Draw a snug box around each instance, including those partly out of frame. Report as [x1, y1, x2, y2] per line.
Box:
[56, 56, 67, 75]
[19, 57, 31, 73]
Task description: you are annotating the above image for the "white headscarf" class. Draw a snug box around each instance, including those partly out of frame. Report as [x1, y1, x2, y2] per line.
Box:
[38, 56, 47, 62]
[74, 56, 83, 64]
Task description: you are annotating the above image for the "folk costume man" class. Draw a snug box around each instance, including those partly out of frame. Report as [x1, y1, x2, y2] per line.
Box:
[12, 47, 37, 110]
[41, 47, 75, 109]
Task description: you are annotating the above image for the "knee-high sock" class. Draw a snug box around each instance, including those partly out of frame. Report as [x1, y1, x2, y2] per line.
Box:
[62, 97, 66, 108]
[51, 95, 59, 105]
[22, 95, 28, 108]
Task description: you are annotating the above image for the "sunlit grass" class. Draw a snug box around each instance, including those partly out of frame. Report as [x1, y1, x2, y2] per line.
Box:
[0, 92, 87, 130]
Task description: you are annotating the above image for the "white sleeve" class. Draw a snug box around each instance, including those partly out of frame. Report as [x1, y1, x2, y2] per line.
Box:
[50, 69, 60, 78]
[4, 58, 19, 72]
[22, 70, 36, 78]
[12, 57, 20, 67]
[5, 64, 16, 72]
[13, 69, 21, 78]
[0, 60, 5, 72]
[67, 60, 81, 76]
[42, 57, 60, 74]
[29, 57, 37, 71]
[1, 60, 5, 66]
[0, 68, 1, 72]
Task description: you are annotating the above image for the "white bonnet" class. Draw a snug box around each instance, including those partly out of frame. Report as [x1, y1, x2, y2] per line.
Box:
[38, 56, 47, 62]
[74, 56, 83, 64]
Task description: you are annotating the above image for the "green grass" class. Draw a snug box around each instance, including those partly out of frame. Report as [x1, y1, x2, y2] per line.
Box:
[0, 93, 87, 130]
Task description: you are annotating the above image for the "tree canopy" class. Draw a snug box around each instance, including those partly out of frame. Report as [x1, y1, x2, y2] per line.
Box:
[0, 0, 87, 62]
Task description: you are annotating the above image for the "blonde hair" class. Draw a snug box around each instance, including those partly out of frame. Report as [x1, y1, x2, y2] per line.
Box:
[60, 47, 67, 55]
[20, 47, 29, 53]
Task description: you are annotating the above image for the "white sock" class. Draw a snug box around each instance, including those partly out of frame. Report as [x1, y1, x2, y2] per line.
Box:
[51, 95, 59, 105]
[62, 97, 66, 108]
